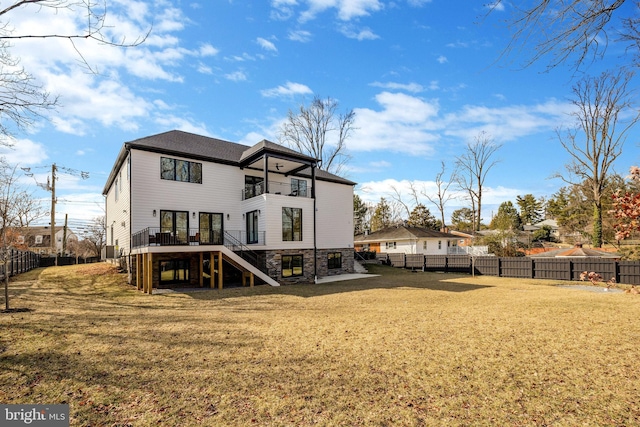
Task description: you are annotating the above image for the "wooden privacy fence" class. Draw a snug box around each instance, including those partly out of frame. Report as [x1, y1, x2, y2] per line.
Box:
[377, 253, 640, 285]
[0, 249, 40, 280]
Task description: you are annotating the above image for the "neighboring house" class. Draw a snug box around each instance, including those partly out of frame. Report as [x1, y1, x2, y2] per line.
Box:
[9, 226, 78, 255]
[354, 225, 460, 255]
[102, 130, 356, 291]
[446, 229, 474, 247]
[528, 243, 620, 259]
[524, 219, 561, 241]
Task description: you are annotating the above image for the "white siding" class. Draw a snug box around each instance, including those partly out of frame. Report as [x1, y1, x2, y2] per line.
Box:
[315, 180, 354, 249]
[105, 153, 131, 255]
[130, 150, 249, 239]
[260, 193, 314, 250]
[375, 238, 457, 255]
[109, 148, 355, 255]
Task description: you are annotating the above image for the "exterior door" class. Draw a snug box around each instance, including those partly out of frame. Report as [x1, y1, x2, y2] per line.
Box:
[246, 210, 259, 244]
[160, 210, 189, 244]
[199, 212, 223, 245]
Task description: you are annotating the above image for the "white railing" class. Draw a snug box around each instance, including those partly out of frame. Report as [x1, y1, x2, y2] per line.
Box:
[448, 246, 489, 256]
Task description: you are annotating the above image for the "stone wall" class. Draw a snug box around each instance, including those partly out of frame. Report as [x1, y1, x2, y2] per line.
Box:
[264, 248, 354, 284]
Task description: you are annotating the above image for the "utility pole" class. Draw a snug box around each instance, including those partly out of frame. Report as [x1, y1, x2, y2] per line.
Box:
[62, 213, 68, 256]
[50, 163, 57, 265]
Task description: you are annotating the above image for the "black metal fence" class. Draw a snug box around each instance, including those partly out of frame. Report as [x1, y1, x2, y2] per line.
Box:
[39, 256, 101, 267]
[0, 250, 40, 280]
[377, 253, 640, 285]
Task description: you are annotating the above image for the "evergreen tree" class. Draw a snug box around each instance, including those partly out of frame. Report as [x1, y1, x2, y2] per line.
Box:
[516, 194, 544, 225]
[353, 194, 368, 235]
[451, 208, 475, 232]
[407, 204, 438, 229]
[490, 201, 522, 231]
[370, 197, 391, 232]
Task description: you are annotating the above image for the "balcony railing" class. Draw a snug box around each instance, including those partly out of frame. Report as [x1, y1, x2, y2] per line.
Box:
[132, 228, 266, 249]
[243, 180, 311, 200]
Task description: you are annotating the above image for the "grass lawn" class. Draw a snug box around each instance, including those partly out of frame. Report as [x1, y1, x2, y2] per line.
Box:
[1, 263, 640, 426]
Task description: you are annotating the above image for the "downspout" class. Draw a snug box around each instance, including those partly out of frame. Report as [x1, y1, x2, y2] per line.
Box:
[312, 165, 317, 283]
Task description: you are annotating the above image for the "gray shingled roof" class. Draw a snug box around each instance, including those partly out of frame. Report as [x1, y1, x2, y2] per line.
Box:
[240, 139, 318, 164]
[355, 225, 460, 243]
[103, 130, 355, 194]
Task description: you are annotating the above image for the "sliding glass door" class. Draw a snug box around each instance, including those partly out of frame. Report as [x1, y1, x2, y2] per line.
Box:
[199, 212, 223, 245]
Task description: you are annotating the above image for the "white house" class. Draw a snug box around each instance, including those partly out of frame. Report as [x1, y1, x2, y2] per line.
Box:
[354, 225, 460, 255]
[102, 130, 355, 292]
[12, 226, 78, 256]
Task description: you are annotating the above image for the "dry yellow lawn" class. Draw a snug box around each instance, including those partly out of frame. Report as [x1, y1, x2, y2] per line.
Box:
[1, 263, 640, 426]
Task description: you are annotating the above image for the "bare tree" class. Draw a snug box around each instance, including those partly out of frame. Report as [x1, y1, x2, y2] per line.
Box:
[388, 183, 415, 220]
[279, 95, 355, 176]
[82, 215, 106, 257]
[454, 132, 502, 232]
[0, 159, 22, 310]
[554, 69, 639, 247]
[491, 0, 633, 70]
[0, 1, 149, 144]
[423, 161, 455, 230]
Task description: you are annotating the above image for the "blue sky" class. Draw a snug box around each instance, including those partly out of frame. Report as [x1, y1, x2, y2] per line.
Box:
[1, 0, 637, 232]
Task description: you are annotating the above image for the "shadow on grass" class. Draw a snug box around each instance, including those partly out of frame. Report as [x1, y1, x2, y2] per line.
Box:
[182, 264, 493, 301]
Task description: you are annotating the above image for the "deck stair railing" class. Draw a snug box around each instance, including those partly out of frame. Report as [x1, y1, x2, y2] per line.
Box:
[223, 231, 278, 278]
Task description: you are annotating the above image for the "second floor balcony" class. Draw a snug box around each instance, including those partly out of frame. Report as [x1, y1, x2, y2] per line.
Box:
[243, 180, 312, 200]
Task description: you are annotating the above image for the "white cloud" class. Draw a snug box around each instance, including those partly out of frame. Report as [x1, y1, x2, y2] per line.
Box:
[370, 82, 424, 93]
[347, 92, 572, 156]
[356, 178, 521, 224]
[199, 44, 220, 56]
[340, 25, 380, 40]
[261, 81, 313, 98]
[279, 0, 384, 22]
[153, 115, 211, 137]
[350, 92, 441, 156]
[257, 37, 278, 52]
[225, 71, 248, 81]
[197, 64, 214, 74]
[288, 30, 313, 42]
[437, 55, 448, 64]
[485, 1, 505, 12]
[0, 138, 48, 165]
[443, 99, 572, 143]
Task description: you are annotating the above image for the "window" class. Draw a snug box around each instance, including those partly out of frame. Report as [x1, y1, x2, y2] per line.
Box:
[160, 157, 202, 184]
[114, 177, 119, 201]
[119, 171, 122, 192]
[282, 254, 303, 277]
[35, 235, 43, 244]
[282, 207, 302, 241]
[290, 178, 307, 197]
[160, 210, 189, 244]
[159, 259, 190, 284]
[386, 241, 396, 249]
[244, 176, 264, 199]
[246, 210, 259, 244]
[328, 252, 342, 269]
[423, 241, 427, 250]
[438, 240, 442, 250]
